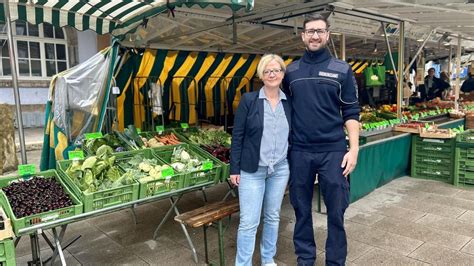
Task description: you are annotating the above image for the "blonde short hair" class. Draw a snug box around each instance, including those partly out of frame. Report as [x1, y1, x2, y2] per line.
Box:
[257, 54, 286, 79]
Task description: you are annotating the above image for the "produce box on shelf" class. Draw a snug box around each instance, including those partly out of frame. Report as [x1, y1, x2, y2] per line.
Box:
[151, 144, 222, 187]
[115, 149, 186, 199]
[0, 239, 15, 266]
[173, 128, 230, 182]
[393, 121, 434, 134]
[56, 148, 139, 212]
[0, 170, 83, 235]
[419, 128, 456, 139]
[411, 135, 455, 183]
[138, 130, 182, 149]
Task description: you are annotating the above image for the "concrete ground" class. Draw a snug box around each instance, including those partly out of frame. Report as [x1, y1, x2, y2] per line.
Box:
[7, 128, 474, 265]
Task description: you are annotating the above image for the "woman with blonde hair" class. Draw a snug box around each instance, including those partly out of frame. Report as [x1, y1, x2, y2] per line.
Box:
[230, 54, 291, 266]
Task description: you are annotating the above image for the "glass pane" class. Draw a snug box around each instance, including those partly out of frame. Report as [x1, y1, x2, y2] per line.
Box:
[46, 60, 56, 76]
[2, 59, 11, 75]
[17, 41, 29, 58]
[30, 42, 40, 59]
[19, 58, 30, 76]
[56, 44, 66, 60]
[45, 43, 55, 59]
[1, 40, 8, 58]
[28, 23, 39, 36]
[57, 61, 67, 73]
[0, 23, 6, 34]
[31, 60, 42, 76]
[44, 23, 54, 38]
[15, 21, 27, 35]
[55, 27, 64, 39]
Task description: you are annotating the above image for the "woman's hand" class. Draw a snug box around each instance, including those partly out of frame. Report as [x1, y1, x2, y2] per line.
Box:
[229, 174, 240, 186]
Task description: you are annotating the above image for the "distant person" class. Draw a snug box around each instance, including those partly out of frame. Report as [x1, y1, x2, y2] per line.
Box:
[424, 67, 449, 100]
[461, 72, 474, 93]
[440, 71, 452, 99]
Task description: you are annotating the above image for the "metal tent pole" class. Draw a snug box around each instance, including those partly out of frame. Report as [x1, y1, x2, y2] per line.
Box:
[381, 22, 398, 82]
[4, 0, 27, 164]
[396, 21, 405, 119]
[340, 33, 346, 61]
[454, 35, 462, 111]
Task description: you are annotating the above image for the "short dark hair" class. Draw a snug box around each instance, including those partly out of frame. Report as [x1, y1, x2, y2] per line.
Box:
[428, 67, 435, 72]
[303, 13, 330, 30]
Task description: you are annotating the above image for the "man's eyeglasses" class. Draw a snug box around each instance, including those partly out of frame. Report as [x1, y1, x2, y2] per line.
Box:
[304, 28, 328, 37]
[263, 68, 283, 76]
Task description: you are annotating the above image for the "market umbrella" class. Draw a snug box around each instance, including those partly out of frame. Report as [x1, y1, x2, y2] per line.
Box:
[0, 0, 254, 165]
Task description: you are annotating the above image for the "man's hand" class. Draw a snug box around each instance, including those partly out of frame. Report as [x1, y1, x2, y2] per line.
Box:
[341, 148, 358, 177]
[229, 174, 240, 186]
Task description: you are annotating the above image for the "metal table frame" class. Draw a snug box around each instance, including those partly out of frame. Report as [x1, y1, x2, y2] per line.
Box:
[17, 181, 216, 265]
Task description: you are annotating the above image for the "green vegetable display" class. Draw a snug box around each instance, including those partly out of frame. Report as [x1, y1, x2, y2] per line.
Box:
[65, 145, 134, 193]
[184, 129, 231, 147]
[121, 155, 173, 183]
[170, 146, 207, 173]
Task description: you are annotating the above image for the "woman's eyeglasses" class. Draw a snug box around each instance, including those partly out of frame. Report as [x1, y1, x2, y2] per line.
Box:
[263, 69, 283, 76]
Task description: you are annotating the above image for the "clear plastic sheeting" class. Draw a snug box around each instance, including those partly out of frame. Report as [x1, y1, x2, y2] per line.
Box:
[53, 48, 113, 144]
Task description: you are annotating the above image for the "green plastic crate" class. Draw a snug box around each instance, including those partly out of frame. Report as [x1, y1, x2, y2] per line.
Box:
[0, 170, 83, 235]
[151, 144, 222, 188]
[56, 160, 139, 212]
[456, 129, 474, 144]
[0, 239, 15, 266]
[411, 135, 454, 183]
[115, 149, 186, 199]
[173, 130, 230, 182]
[453, 146, 474, 187]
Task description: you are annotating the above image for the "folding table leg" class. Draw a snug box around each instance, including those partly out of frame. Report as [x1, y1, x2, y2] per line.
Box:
[222, 180, 237, 201]
[172, 199, 199, 263]
[203, 225, 209, 264]
[51, 225, 67, 266]
[131, 204, 138, 225]
[29, 232, 42, 266]
[153, 195, 183, 239]
[217, 220, 225, 266]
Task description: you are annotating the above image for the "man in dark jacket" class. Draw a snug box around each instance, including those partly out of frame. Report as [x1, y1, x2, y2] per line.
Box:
[282, 14, 360, 266]
[461, 72, 474, 93]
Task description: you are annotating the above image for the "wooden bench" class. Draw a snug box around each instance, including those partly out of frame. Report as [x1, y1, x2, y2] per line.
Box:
[175, 198, 240, 265]
[174, 186, 321, 265]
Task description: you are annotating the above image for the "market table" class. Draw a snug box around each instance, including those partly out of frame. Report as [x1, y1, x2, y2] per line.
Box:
[16, 181, 216, 265]
[350, 117, 465, 202]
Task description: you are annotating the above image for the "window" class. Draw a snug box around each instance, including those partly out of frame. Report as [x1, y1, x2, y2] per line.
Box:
[0, 21, 68, 78]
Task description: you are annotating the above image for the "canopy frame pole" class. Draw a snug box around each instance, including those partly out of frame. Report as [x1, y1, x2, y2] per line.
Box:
[404, 30, 434, 77]
[455, 35, 462, 111]
[381, 22, 398, 82]
[340, 33, 346, 61]
[396, 21, 405, 119]
[448, 44, 453, 78]
[4, 1, 27, 164]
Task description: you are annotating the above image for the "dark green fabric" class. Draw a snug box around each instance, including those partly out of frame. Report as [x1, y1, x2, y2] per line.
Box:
[350, 134, 411, 202]
[438, 119, 465, 129]
[384, 52, 398, 71]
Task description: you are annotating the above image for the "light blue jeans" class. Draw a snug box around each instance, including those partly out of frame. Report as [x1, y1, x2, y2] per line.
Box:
[236, 159, 290, 266]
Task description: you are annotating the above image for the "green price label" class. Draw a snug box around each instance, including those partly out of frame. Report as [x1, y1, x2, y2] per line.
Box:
[161, 167, 175, 178]
[85, 132, 103, 140]
[156, 125, 165, 133]
[425, 123, 430, 129]
[136, 128, 142, 133]
[363, 124, 371, 130]
[420, 112, 427, 118]
[436, 107, 441, 114]
[428, 111, 436, 116]
[202, 161, 213, 170]
[403, 115, 408, 121]
[180, 123, 189, 129]
[68, 150, 84, 160]
[412, 114, 419, 121]
[448, 108, 454, 113]
[18, 164, 36, 176]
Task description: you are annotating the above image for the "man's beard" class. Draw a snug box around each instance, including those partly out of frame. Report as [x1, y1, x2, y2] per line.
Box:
[305, 42, 326, 52]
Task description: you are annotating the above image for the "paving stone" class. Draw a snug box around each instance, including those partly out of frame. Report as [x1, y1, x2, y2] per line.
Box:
[374, 205, 426, 222]
[461, 239, 474, 256]
[347, 198, 385, 213]
[345, 221, 423, 256]
[394, 198, 466, 219]
[422, 193, 474, 212]
[360, 190, 405, 204]
[415, 213, 474, 238]
[455, 189, 474, 202]
[16, 249, 81, 266]
[71, 240, 149, 265]
[373, 216, 471, 250]
[458, 210, 474, 225]
[346, 238, 374, 262]
[345, 207, 386, 226]
[407, 180, 463, 197]
[353, 248, 429, 265]
[408, 243, 474, 265]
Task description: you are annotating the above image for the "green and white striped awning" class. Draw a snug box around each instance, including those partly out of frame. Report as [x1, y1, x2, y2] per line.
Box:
[0, 0, 254, 37]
